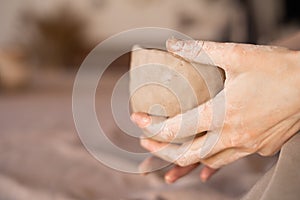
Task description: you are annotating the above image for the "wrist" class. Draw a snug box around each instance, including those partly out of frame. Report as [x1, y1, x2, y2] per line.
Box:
[288, 50, 300, 85]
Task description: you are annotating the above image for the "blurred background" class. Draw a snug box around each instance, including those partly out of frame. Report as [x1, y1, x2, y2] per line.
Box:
[0, 0, 299, 199]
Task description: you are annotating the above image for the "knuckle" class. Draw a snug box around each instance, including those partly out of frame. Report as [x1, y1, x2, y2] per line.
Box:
[176, 153, 195, 167]
[243, 141, 259, 153]
[176, 158, 189, 167]
[161, 124, 176, 141]
[228, 137, 241, 147]
[220, 130, 239, 148]
[221, 128, 250, 149]
[202, 160, 218, 169]
[257, 148, 277, 157]
[201, 155, 231, 169]
[257, 151, 270, 156]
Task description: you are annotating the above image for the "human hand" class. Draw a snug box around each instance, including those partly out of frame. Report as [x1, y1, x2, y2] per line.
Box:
[138, 154, 217, 184]
[132, 39, 300, 180]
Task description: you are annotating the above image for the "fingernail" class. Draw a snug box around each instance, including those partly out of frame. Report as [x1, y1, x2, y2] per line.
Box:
[166, 38, 183, 52]
[131, 113, 151, 128]
[140, 139, 149, 147]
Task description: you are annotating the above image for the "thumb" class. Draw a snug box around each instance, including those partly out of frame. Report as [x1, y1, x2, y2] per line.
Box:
[166, 38, 253, 71]
[131, 96, 216, 143]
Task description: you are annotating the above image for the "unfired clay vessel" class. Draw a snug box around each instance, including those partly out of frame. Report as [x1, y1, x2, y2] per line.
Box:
[129, 47, 225, 142]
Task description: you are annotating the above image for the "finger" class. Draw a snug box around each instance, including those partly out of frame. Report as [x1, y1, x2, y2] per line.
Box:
[201, 148, 250, 169]
[199, 129, 226, 159]
[140, 139, 181, 163]
[140, 137, 201, 167]
[131, 113, 171, 141]
[166, 38, 263, 71]
[140, 138, 203, 167]
[200, 166, 219, 182]
[138, 156, 171, 175]
[164, 163, 200, 184]
[174, 133, 226, 167]
[140, 137, 204, 167]
[140, 121, 233, 168]
[132, 100, 215, 142]
[135, 89, 226, 143]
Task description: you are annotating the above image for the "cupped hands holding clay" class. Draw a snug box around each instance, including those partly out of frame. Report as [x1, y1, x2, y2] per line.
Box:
[131, 38, 300, 184]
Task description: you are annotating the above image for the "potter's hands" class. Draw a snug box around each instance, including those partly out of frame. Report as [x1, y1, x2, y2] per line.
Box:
[132, 39, 300, 181]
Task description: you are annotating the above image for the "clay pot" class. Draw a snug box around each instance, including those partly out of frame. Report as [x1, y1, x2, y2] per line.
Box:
[130, 47, 224, 142]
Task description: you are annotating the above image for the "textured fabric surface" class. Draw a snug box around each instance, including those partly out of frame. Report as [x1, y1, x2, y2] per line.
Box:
[242, 133, 300, 200]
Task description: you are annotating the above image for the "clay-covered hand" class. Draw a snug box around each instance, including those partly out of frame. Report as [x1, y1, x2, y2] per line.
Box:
[132, 39, 300, 171]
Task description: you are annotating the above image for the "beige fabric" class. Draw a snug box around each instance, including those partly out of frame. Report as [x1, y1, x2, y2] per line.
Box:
[242, 132, 300, 200]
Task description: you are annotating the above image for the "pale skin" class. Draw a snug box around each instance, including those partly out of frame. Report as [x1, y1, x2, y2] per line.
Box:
[131, 38, 300, 184]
